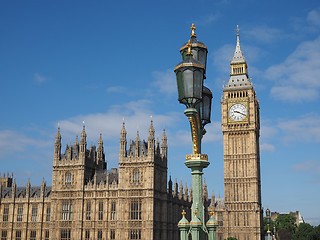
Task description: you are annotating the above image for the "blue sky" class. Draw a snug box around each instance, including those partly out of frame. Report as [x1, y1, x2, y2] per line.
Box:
[1, 0, 320, 226]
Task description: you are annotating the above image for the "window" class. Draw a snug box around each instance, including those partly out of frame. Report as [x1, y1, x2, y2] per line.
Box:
[130, 230, 141, 239]
[98, 202, 103, 220]
[130, 200, 141, 220]
[30, 231, 36, 240]
[110, 230, 115, 240]
[85, 230, 90, 240]
[1, 230, 7, 240]
[132, 169, 140, 183]
[15, 230, 21, 240]
[86, 202, 91, 220]
[60, 230, 71, 240]
[111, 201, 116, 220]
[45, 230, 49, 240]
[98, 230, 102, 240]
[62, 201, 72, 221]
[65, 173, 72, 186]
[3, 206, 9, 222]
[46, 206, 51, 222]
[218, 212, 223, 226]
[31, 206, 37, 222]
[17, 206, 23, 222]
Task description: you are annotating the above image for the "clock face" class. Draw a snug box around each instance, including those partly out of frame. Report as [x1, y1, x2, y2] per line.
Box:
[229, 103, 247, 121]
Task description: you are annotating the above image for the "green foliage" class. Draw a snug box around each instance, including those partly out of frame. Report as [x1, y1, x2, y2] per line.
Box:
[225, 238, 237, 240]
[293, 222, 320, 240]
[275, 214, 297, 236]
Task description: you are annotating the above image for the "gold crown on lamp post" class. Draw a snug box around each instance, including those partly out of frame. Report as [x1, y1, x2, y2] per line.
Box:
[191, 23, 196, 37]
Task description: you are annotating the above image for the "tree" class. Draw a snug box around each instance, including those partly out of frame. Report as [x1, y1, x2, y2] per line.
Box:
[293, 222, 320, 240]
[275, 214, 297, 236]
[292, 222, 313, 240]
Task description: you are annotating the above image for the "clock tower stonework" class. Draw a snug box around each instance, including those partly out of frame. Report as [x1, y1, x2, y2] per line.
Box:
[220, 27, 263, 240]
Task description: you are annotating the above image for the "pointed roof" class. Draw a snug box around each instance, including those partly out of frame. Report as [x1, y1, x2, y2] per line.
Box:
[81, 121, 86, 140]
[121, 120, 127, 135]
[55, 124, 61, 141]
[98, 132, 103, 146]
[224, 25, 252, 91]
[231, 25, 246, 63]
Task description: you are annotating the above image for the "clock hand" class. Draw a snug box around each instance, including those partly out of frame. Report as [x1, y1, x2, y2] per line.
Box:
[234, 110, 246, 116]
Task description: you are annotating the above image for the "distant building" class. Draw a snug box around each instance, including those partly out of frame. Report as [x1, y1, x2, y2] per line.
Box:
[0, 121, 192, 240]
[271, 211, 305, 226]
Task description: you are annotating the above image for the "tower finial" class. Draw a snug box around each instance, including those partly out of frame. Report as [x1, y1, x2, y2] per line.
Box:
[186, 40, 192, 55]
[236, 25, 240, 36]
[191, 23, 196, 37]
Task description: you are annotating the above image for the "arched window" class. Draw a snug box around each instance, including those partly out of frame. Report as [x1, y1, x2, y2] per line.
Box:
[65, 173, 72, 186]
[132, 169, 140, 183]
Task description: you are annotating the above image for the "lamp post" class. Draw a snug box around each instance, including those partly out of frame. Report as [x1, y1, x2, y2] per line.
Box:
[175, 24, 217, 240]
[266, 207, 272, 240]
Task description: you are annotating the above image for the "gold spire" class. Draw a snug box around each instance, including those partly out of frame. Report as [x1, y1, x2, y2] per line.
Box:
[191, 23, 196, 37]
[194, 209, 198, 216]
[186, 40, 192, 56]
[182, 209, 186, 216]
[210, 210, 214, 217]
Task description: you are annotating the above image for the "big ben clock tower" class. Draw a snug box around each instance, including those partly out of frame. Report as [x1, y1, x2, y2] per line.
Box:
[221, 26, 263, 240]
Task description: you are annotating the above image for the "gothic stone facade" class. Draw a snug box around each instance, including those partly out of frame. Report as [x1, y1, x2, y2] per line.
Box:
[209, 29, 263, 240]
[0, 121, 192, 240]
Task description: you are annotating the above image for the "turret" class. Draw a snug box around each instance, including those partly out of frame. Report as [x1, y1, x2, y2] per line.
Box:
[12, 179, 16, 200]
[54, 125, 61, 161]
[184, 182, 189, 201]
[173, 179, 178, 197]
[120, 121, 127, 157]
[148, 120, 155, 156]
[203, 178, 208, 202]
[168, 176, 173, 195]
[67, 141, 72, 160]
[179, 180, 183, 200]
[189, 186, 193, 202]
[211, 191, 215, 208]
[135, 131, 140, 157]
[26, 179, 31, 198]
[97, 133, 105, 169]
[156, 139, 160, 155]
[80, 122, 87, 160]
[161, 129, 167, 158]
[41, 178, 46, 197]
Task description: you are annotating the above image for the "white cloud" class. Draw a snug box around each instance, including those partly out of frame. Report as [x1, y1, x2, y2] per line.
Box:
[195, 13, 220, 26]
[212, 44, 233, 74]
[34, 73, 46, 83]
[0, 130, 50, 158]
[307, 8, 320, 27]
[270, 86, 318, 102]
[202, 121, 222, 143]
[261, 123, 278, 139]
[152, 69, 176, 95]
[59, 99, 181, 143]
[106, 86, 126, 93]
[260, 143, 275, 152]
[292, 160, 320, 173]
[278, 114, 320, 143]
[266, 36, 320, 102]
[245, 26, 287, 43]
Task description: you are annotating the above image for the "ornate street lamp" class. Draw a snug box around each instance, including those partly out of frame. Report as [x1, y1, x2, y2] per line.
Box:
[176, 24, 217, 240]
[266, 207, 272, 240]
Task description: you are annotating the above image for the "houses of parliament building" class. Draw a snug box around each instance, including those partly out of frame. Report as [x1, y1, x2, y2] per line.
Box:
[0, 26, 262, 240]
